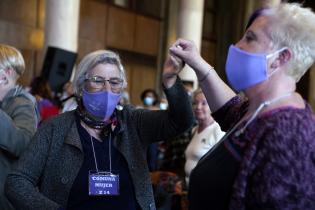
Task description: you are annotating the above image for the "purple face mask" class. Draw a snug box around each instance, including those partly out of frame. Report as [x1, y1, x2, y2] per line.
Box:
[82, 90, 121, 121]
[225, 45, 286, 92]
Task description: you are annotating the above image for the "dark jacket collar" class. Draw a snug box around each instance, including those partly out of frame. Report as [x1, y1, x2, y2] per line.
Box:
[64, 112, 83, 151]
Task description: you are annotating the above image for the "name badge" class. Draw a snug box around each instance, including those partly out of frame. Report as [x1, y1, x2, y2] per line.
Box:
[89, 171, 120, 196]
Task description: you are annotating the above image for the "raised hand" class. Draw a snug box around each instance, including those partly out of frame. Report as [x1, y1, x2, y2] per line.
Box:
[163, 55, 184, 77]
[162, 55, 184, 88]
[169, 39, 204, 70]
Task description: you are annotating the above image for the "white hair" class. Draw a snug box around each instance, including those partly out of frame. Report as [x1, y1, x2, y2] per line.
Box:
[0, 44, 25, 77]
[262, 3, 315, 82]
[73, 50, 127, 95]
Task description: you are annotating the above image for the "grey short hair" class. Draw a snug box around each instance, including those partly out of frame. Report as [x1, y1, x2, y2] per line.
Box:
[262, 3, 315, 82]
[73, 50, 127, 96]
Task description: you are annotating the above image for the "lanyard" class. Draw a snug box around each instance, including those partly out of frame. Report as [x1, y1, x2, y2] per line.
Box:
[90, 132, 112, 173]
[198, 92, 293, 164]
[234, 92, 293, 136]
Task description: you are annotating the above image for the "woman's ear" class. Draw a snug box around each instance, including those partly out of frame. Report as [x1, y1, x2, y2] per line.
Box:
[5, 68, 19, 82]
[270, 48, 292, 69]
[279, 48, 292, 65]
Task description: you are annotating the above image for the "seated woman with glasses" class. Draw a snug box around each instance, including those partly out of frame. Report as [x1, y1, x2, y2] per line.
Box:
[5, 50, 194, 210]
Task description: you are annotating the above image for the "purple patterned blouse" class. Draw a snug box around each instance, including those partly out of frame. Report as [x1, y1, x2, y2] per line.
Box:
[214, 95, 315, 210]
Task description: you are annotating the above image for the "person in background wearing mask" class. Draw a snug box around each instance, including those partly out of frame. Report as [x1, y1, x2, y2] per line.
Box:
[169, 2, 315, 210]
[140, 89, 160, 171]
[140, 89, 159, 110]
[159, 94, 168, 110]
[0, 44, 38, 210]
[5, 50, 194, 210]
[184, 89, 225, 187]
[60, 81, 77, 113]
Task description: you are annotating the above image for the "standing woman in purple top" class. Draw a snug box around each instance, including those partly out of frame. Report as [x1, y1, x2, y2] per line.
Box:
[170, 2, 315, 210]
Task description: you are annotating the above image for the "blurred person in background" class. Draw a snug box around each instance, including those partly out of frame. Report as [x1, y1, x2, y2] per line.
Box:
[60, 81, 77, 113]
[158, 84, 195, 180]
[184, 89, 225, 186]
[139, 89, 161, 171]
[159, 94, 168, 110]
[30, 76, 59, 123]
[0, 44, 38, 210]
[139, 88, 160, 110]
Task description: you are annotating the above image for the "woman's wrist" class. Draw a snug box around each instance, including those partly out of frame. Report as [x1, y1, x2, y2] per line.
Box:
[198, 66, 215, 82]
[162, 73, 178, 88]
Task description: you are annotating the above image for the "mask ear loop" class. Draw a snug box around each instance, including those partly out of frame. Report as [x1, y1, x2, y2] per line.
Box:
[266, 47, 288, 77]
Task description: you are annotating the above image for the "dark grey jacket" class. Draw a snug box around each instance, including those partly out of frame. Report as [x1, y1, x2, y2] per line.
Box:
[5, 78, 194, 210]
[0, 86, 38, 210]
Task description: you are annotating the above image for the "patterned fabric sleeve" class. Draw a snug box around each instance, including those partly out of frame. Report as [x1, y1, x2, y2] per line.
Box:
[230, 106, 315, 210]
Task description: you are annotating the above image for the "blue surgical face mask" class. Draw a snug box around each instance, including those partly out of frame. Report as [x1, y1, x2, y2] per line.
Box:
[159, 102, 168, 110]
[144, 96, 154, 106]
[225, 45, 287, 92]
[82, 90, 121, 121]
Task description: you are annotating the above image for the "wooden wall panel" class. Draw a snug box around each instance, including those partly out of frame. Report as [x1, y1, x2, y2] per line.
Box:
[205, 0, 215, 10]
[19, 50, 36, 86]
[201, 40, 216, 66]
[0, 0, 37, 27]
[135, 0, 165, 18]
[106, 6, 136, 51]
[0, 0, 43, 86]
[309, 65, 315, 110]
[134, 15, 160, 56]
[203, 12, 215, 40]
[79, 0, 107, 43]
[78, 38, 104, 61]
[0, 20, 43, 50]
[38, 0, 45, 29]
[0, 0, 160, 91]
[129, 63, 156, 105]
[35, 50, 45, 76]
[123, 63, 132, 99]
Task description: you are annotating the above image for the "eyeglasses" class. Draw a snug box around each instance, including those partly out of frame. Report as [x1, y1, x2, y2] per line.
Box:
[85, 75, 123, 92]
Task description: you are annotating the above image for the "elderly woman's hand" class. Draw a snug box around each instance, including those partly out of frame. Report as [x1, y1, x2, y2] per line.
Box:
[162, 55, 184, 88]
[169, 39, 206, 72]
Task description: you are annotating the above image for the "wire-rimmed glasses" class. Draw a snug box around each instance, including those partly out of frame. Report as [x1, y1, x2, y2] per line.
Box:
[85, 75, 123, 93]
